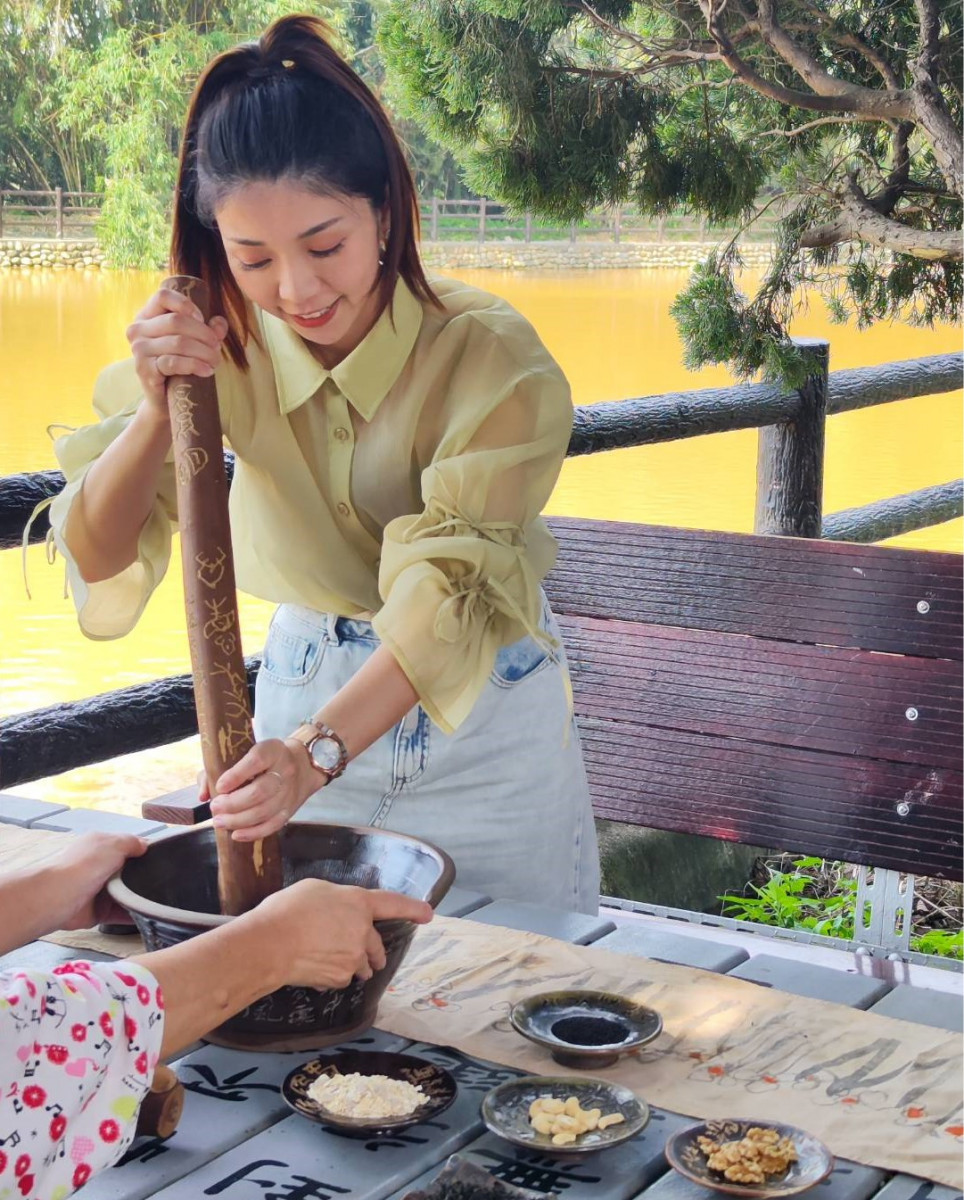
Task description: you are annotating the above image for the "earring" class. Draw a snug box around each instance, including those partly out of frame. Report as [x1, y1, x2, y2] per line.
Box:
[378, 243, 386, 267]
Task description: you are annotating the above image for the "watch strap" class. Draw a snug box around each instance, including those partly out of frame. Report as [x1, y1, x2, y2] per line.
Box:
[291, 720, 349, 783]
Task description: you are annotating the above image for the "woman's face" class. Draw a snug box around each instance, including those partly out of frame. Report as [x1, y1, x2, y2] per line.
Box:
[216, 180, 387, 366]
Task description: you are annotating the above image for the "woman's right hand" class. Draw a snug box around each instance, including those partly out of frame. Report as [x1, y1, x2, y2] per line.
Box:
[253, 880, 433, 989]
[126, 286, 228, 412]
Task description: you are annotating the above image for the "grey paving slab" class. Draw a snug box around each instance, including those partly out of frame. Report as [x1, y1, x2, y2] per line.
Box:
[468, 901, 617, 945]
[0, 792, 70, 826]
[448, 1107, 694, 1200]
[595, 924, 749, 974]
[84, 1029, 409, 1200]
[726, 955, 891, 1009]
[30, 806, 166, 836]
[437, 887, 493, 918]
[404, 1042, 526, 1092]
[638, 1156, 885, 1200]
[874, 1174, 963, 1200]
[868, 984, 963, 1033]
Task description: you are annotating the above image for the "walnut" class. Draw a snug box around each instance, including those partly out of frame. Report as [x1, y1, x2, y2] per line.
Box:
[699, 1127, 798, 1184]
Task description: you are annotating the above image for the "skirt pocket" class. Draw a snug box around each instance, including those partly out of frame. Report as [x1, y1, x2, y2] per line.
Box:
[259, 622, 326, 686]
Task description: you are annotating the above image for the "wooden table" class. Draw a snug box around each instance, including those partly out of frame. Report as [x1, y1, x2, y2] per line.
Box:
[1, 800, 961, 1200]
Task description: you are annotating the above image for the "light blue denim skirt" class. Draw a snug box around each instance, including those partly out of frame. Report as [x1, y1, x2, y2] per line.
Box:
[253, 598, 600, 914]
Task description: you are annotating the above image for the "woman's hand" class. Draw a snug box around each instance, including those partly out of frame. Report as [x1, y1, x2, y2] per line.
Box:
[255, 880, 434, 988]
[126, 286, 228, 412]
[207, 738, 318, 841]
[133, 880, 433, 1058]
[52, 832, 149, 930]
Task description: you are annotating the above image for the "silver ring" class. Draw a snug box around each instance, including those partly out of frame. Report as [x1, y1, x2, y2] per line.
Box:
[265, 769, 284, 791]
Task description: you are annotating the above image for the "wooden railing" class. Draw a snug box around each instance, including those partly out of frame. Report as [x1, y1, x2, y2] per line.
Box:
[0, 347, 961, 786]
[0, 190, 777, 244]
[0, 190, 103, 238]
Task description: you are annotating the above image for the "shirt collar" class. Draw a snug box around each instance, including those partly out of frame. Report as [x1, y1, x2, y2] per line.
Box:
[260, 279, 424, 420]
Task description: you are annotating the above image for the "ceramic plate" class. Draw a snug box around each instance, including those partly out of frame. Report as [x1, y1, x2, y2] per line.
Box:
[665, 1119, 835, 1198]
[402, 1154, 558, 1200]
[481, 1074, 649, 1156]
[510, 989, 662, 1068]
[282, 1049, 457, 1135]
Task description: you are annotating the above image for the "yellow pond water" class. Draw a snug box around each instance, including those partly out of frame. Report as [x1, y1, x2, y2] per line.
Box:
[2, 268, 961, 815]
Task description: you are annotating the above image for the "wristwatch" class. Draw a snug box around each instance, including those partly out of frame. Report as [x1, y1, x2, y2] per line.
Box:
[289, 720, 349, 784]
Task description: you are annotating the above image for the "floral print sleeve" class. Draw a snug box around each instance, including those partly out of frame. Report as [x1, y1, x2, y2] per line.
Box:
[0, 961, 165, 1200]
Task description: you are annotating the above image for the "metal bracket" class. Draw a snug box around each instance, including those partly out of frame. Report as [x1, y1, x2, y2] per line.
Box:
[854, 867, 914, 954]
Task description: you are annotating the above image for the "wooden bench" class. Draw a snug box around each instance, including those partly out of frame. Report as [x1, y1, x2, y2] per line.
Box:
[543, 518, 962, 957]
[148, 517, 963, 957]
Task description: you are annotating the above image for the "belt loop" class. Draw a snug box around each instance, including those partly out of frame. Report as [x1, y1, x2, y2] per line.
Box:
[325, 612, 341, 645]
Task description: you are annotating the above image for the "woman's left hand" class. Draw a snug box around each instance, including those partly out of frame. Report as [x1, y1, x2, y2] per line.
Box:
[53, 832, 149, 930]
[209, 739, 316, 841]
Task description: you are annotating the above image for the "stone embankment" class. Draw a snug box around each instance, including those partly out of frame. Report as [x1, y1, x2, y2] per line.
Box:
[1, 237, 773, 271]
[0, 239, 106, 269]
[422, 240, 775, 270]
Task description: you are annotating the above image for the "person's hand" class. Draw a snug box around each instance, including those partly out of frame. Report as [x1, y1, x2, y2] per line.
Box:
[126, 286, 228, 413]
[208, 737, 318, 841]
[252, 880, 434, 989]
[50, 832, 149, 931]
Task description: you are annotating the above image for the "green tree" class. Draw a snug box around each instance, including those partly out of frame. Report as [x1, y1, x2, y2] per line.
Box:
[1, 0, 468, 265]
[0, 1, 110, 192]
[344, 0, 475, 197]
[380, 0, 963, 381]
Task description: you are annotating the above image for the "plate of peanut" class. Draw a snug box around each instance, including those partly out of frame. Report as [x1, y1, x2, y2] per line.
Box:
[481, 1076, 649, 1156]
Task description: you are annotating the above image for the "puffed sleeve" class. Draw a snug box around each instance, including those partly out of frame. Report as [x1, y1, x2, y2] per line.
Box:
[372, 337, 572, 733]
[46, 359, 178, 640]
[0, 960, 165, 1199]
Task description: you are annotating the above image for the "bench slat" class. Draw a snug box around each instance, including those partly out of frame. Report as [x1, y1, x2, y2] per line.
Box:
[559, 615, 962, 769]
[546, 519, 963, 660]
[577, 717, 963, 879]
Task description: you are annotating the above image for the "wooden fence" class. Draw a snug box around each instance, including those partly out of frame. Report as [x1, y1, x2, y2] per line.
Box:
[0, 190, 777, 244]
[0, 345, 960, 787]
[0, 190, 102, 239]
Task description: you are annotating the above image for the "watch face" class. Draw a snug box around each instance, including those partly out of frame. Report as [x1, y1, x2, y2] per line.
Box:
[310, 736, 343, 773]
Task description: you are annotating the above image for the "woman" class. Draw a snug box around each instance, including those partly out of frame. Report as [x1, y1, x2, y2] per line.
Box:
[0, 832, 431, 1200]
[48, 14, 600, 914]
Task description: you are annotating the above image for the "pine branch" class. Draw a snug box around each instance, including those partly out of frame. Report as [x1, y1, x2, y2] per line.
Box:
[754, 0, 914, 118]
[801, 178, 963, 259]
[909, 0, 963, 195]
[698, 0, 912, 117]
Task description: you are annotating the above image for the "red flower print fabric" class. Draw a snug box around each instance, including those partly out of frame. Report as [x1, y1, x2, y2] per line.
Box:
[0, 962, 165, 1200]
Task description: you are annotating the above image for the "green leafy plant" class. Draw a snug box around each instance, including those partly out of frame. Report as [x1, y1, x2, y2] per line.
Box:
[721, 855, 963, 959]
[912, 928, 964, 959]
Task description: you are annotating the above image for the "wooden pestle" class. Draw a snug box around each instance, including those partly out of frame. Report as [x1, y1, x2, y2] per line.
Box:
[164, 275, 283, 915]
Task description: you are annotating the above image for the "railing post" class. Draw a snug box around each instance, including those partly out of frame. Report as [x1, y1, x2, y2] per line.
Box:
[55, 186, 64, 238]
[569, 220, 577, 244]
[657, 215, 666, 242]
[613, 206, 621, 244]
[754, 338, 830, 538]
[430, 195, 439, 241]
[478, 197, 487, 244]
[0, 192, 4, 239]
[525, 211, 532, 242]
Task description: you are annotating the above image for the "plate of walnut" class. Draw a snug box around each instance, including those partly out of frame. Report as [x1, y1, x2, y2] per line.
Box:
[665, 1119, 834, 1198]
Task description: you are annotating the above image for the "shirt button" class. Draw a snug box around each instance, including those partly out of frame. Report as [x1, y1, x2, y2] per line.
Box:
[336, 501, 351, 517]
[333, 426, 349, 442]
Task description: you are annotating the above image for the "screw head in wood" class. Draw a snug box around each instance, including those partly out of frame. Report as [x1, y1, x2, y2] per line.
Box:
[916, 600, 930, 614]
[905, 707, 919, 721]
[896, 802, 911, 817]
